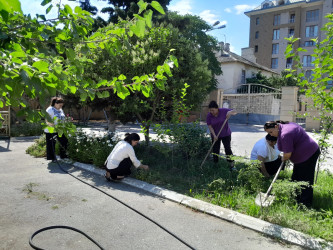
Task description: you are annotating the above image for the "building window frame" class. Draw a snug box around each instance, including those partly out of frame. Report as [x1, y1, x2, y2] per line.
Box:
[255, 31, 259, 39]
[304, 40, 316, 47]
[255, 45, 258, 52]
[273, 14, 281, 25]
[272, 43, 279, 54]
[286, 58, 293, 68]
[305, 25, 318, 37]
[303, 55, 315, 67]
[288, 28, 295, 37]
[290, 13, 295, 23]
[241, 70, 246, 84]
[271, 58, 278, 69]
[256, 17, 260, 25]
[306, 9, 319, 22]
[273, 29, 280, 40]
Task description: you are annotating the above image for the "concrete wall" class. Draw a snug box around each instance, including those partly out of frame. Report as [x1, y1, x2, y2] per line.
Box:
[280, 86, 298, 122]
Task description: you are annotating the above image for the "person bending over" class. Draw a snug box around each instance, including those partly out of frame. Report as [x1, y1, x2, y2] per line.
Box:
[250, 134, 284, 177]
[206, 100, 237, 169]
[264, 120, 320, 207]
[104, 133, 149, 181]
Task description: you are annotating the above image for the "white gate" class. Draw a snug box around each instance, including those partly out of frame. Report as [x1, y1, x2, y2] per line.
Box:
[219, 84, 282, 124]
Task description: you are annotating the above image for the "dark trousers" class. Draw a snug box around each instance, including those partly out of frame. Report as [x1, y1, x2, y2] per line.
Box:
[264, 156, 284, 176]
[212, 135, 233, 163]
[292, 148, 320, 207]
[106, 158, 132, 180]
[45, 132, 68, 160]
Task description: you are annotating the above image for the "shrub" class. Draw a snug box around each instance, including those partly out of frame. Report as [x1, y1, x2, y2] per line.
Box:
[67, 129, 120, 168]
[11, 122, 43, 137]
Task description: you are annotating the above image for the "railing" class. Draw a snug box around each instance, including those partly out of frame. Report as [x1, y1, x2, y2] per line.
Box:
[0, 109, 10, 137]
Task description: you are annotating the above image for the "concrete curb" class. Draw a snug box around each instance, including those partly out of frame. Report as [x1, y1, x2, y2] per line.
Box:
[64, 160, 333, 250]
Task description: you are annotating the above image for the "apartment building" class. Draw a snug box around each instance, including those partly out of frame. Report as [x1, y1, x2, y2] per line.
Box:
[244, 0, 333, 74]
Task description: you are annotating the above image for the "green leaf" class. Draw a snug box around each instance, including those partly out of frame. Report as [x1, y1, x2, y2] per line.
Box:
[0, 0, 22, 14]
[74, 6, 82, 14]
[69, 85, 77, 94]
[144, 9, 153, 28]
[10, 51, 26, 58]
[130, 19, 146, 38]
[32, 61, 49, 73]
[151, 1, 165, 14]
[64, 5, 73, 15]
[170, 55, 178, 67]
[41, 0, 52, 6]
[80, 91, 88, 101]
[46, 4, 53, 14]
[118, 74, 126, 81]
[102, 91, 110, 98]
[137, 0, 148, 14]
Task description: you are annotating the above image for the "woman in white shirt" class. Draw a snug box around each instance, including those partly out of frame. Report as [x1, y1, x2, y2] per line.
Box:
[105, 133, 149, 181]
[250, 134, 284, 177]
[44, 97, 68, 161]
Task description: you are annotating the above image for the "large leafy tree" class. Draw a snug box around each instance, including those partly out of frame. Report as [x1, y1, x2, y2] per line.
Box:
[157, 12, 222, 91]
[81, 23, 212, 142]
[101, 0, 170, 23]
[0, 0, 176, 133]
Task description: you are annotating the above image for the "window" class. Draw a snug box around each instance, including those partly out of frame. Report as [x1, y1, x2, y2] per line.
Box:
[306, 9, 319, 22]
[303, 55, 314, 67]
[273, 29, 280, 40]
[290, 13, 295, 23]
[271, 58, 278, 69]
[272, 43, 279, 54]
[256, 17, 260, 25]
[263, 3, 269, 9]
[306, 25, 318, 37]
[255, 31, 259, 39]
[255, 45, 258, 52]
[274, 14, 280, 25]
[304, 41, 316, 46]
[288, 28, 295, 37]
[241, 70, 246, 84]
[286, 58, 293, 68]
[305, 70, 313, 80]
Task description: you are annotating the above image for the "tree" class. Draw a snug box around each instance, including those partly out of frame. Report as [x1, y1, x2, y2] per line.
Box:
[0, 0, 176, 134]
[101, 0, 170, 23]
[157, 12, 222, 91]
[80, 23, 212, 143]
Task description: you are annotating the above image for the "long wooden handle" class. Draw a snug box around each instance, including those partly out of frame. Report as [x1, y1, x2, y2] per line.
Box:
[199, 117, 229, 169]
[262, 161, 285, 202]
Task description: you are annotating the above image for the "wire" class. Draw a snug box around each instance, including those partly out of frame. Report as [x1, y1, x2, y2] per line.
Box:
[29, 134, 195, 250]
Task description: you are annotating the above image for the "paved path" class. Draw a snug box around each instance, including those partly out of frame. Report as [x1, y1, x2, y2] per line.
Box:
[0, 137, 303, 250]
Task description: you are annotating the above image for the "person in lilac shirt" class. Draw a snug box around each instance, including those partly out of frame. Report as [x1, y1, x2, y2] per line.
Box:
[264, 120, 320, 207]
[206, 100, 237, 169]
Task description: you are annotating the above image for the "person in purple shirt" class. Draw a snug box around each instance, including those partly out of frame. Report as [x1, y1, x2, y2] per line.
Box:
[264, 120, 320, 207]
[206, 101, 237, 169]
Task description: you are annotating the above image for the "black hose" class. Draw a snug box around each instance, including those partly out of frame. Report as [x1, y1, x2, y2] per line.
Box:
[29, 135, 195, 250]
[29, 225, 104, 250]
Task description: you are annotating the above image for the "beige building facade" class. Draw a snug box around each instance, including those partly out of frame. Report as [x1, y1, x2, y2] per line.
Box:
[245, 0, 333, 74]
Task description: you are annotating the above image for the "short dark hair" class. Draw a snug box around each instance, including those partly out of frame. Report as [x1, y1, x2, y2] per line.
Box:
[50, 97, 64, 106]
[266, 134, 277, 141]
[208, 100, 218, 109]
[124, 133, 140, 144]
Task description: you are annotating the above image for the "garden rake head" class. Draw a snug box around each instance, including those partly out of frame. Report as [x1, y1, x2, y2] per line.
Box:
[255, 192, 275, 207]
[254, 161, 285, 207]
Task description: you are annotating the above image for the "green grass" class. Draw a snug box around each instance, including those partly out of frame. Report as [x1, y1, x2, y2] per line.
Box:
[133, 144, 333, 242]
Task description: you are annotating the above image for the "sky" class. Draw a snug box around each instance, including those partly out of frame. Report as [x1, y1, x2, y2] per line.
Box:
[20, 0, 264, 55]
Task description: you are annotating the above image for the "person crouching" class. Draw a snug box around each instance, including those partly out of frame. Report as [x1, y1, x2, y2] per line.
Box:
[104, 133, 149, 181]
